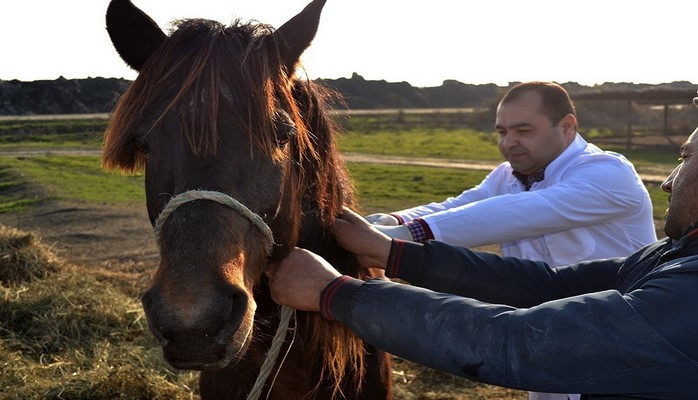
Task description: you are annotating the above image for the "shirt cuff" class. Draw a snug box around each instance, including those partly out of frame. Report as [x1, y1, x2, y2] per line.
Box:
[404, 218, 434, 243]
[319, 275, 363, 321]
[386, 239, 424, 280]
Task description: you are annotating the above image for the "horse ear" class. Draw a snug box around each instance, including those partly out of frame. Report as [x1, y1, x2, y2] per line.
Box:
[106, 0, 167, 71]
[273, 0, 327, 73]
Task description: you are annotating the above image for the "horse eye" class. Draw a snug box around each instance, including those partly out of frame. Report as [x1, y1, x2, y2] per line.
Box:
[274, 112, 296, 148]
[275, 126, 295, 148]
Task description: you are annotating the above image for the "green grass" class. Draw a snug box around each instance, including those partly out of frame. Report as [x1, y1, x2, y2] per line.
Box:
[339, 127, 503, 161]
[0, 156, 144, 212]
[0, 118, 106, 149]
[348, 163, 488, 213]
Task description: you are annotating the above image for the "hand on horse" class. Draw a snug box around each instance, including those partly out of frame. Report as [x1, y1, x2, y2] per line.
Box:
[331, 207, 392, 270]
[364, 213, 399, 226]
[267, 248, 341, 312]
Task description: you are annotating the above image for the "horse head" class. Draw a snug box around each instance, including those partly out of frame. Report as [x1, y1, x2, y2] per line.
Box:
[104, 0, 328, 370]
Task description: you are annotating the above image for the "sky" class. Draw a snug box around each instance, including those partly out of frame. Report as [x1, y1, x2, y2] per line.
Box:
[1, 0, 697, 88]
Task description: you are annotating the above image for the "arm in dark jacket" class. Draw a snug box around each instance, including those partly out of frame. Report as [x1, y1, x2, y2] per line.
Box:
[387, 240, 623, 307]
[322, 241, 698, 397]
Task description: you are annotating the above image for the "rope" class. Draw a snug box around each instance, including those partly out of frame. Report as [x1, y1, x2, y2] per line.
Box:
[246, 305, 296, 400]
[153, 190, 275, 255]
[152, 189, 294, 400]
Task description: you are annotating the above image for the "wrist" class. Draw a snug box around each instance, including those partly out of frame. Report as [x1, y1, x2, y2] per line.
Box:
[320, 275, 358, 320]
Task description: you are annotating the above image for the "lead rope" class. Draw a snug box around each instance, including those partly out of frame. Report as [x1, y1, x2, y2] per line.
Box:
[153, 190, 295, 400]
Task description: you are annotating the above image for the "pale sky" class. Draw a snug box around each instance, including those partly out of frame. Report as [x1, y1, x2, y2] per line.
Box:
[1, 0, 697, 87]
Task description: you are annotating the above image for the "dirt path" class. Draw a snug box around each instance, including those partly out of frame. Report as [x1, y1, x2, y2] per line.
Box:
[0, 199, 158, 267]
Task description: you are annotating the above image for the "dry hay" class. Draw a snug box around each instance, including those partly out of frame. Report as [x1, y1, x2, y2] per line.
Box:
[0, 223, 524, 399]
[391, 357, 526, 400]
[0, 225, 61, 284]
[0, 224, 197, 399]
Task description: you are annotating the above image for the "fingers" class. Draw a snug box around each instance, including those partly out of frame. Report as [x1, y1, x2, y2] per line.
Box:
[337, 206, 362, 222]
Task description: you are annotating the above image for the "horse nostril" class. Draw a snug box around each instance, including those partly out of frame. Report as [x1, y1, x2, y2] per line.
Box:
[141, 288, 170, 345]
[141, 283, 251, 347]
[217, 286, 250, 337]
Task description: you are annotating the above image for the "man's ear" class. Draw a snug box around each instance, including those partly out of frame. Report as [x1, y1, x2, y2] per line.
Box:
[560, 113, 578, 135]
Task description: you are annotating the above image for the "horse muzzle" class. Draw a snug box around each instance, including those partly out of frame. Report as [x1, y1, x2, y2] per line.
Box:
[141, 283, 255, 370]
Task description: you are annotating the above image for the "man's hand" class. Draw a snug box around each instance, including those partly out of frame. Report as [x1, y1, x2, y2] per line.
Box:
[267, 248, 340, 312]
[332, 207, 393, 270]
[365, 213, 399, 226]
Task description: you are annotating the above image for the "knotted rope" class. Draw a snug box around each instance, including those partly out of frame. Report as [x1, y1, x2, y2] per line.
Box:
[153, 189, 295, 400]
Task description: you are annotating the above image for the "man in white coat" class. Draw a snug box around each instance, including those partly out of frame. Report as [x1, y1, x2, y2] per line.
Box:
[368, 81, 658, 400]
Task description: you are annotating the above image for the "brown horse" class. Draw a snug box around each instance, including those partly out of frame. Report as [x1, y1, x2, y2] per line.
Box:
[102, 0, 391, 398]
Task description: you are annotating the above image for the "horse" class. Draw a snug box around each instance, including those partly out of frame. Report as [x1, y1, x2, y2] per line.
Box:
[102, 0, 392, 398]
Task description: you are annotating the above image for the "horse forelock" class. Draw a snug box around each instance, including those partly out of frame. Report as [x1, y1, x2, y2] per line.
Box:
[103, 18, 314, 173]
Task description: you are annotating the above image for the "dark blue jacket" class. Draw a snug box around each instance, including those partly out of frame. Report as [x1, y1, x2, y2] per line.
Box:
[321, 227, 698, 399]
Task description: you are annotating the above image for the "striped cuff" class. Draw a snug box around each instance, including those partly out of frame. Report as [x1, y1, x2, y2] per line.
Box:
[319, 275, 353, 321]
[404, 218, 434, 242]
[386, 239, 405, 278]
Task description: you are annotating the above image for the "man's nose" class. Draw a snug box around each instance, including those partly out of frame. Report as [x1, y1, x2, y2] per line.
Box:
[499, 133, 517, 149]
[661, 165, 679, 193]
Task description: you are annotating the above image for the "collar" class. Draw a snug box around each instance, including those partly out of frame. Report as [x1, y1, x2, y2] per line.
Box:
[663, 221, 698, 259]
[681, 221, 698, 239]
[512, 168, 545, 191]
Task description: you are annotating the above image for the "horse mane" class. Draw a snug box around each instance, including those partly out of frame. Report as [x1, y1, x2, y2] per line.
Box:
[103, 18, 313, 172]
[103, 17, 367, 396]
[291, 79, 369, 395]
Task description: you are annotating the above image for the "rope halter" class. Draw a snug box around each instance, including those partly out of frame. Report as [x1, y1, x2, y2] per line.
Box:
[151, 189, 292, 400]
[153, 189, 275, 255]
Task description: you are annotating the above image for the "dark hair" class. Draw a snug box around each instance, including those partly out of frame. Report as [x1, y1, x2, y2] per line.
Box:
[500, 81, 576, 126]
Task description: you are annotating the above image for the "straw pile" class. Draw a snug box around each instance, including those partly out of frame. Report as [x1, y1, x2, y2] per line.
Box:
[0, 224, 197, 399]
[0, 225, 60, 284]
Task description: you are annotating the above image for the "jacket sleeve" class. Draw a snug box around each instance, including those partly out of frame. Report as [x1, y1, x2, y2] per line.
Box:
[387, 240, 623, 306]
[325, 247, 698, 394]
[418, 156, 651, 248]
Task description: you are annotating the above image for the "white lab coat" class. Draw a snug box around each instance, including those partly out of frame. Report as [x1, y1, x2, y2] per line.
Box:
[394, 134, 657, 268]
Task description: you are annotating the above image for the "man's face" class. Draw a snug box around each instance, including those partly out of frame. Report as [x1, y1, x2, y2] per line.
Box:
[662, 128, 698, 239]
[495, 91, 576, 175]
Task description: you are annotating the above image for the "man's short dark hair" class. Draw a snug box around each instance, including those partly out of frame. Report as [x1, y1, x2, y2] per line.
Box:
[500, 82, 577, 126]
